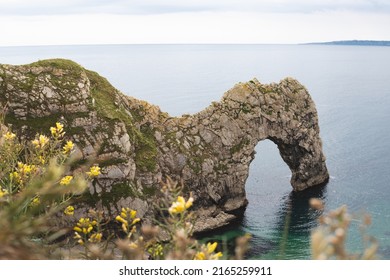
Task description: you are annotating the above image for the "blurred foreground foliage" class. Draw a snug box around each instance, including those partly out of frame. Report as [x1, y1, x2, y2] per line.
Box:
[0, 112, 245, 260]
[310, 198, 378, 260]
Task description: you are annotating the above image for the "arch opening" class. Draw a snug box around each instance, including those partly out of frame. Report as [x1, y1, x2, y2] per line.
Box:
[238, 140, 328, 259]
[244, 139, 291, 225]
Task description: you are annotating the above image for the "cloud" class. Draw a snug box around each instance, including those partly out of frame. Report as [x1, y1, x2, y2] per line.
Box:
[1, 0, 389, 45]
[0, 0, 390, 16]
[1, 10, 390, 46]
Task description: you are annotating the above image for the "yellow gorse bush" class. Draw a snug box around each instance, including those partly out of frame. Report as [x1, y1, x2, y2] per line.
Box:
[30, 196, 40, 207]
[50, 122, 65, 139]
[9, 162, 37, 187]
[194, 242, 223, 260]
[70, 210, 106, 250]
[168, 195, 193, 215]
[86, 165, 101, 178]
[60, 175, 73, 186]
[115, 207, 141, 233]
[0, 188, 9, 198]
[1, 121, 82, 196]
[62, 141, 74, 155]
[4, 131, 16, 141]
[0, 114, 249, 260]
[32, 135, 49, 150]
[88, 233, 103, 243]
[0, 116, 98, 258]
[64, 205, 75, 216]
[74, 217, 97, 234]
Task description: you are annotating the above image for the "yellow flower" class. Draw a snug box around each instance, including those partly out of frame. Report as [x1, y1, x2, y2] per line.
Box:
[64, 205, 75, 216]
[73, 232, 84, 245]
[116, 208, 140, 233]
[194, 252, 206, 260]
[4, 131, 16, 141]
[115, 216, 128, 225]
[207, 242, 218, 254]
[62, 140, 74, 155]
[10, 171, 21, 184]
[30, 196, 40, 207]
[32, 135, 49, 149]
[39, 135, 49, 146]
[85, 226, 93, 234]
[194, 242, 223, 260]
[168, 195, 194, 215]
[18, 162, 29, 173]
[213, 252, 223, 259]
[56, 122, 64, 131]
[74, 226, 82, 233]
[86, 165, 101, 178]
[31, 139, 39, 147]
[89, 233, 103, 243]
[119, 208, 137, 219]
[120, 207, 128, 218]
[10, 163, 36, 186]
[16, 162, 36, 176]
[39, 156, 46, 164]
[206, 242, 223, 259]
[131, 218, 141, 226]
[74, 217, 97, 235]
[0, 188, 9, 198]
[185, 197, 194, 209]
[116, 215, 128, 232]
[50, 122, 64, 138]
[169, 196, 185, 214]
[60, 175, 73, 186]
[148, 243, 164, 258]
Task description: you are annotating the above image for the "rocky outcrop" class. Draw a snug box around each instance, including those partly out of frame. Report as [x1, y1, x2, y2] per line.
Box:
[0, 59, 329, 232]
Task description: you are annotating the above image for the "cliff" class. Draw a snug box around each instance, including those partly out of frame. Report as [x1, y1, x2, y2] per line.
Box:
[0, 59, 329, 232]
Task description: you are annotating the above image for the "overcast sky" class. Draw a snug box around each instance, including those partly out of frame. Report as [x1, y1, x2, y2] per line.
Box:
[1, 0, 390, 46]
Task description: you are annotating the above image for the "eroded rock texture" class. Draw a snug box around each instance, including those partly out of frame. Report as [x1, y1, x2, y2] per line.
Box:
[0, 59, 329, 232]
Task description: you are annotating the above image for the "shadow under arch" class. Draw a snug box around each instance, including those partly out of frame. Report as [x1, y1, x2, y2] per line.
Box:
[274, 184, 327, 259]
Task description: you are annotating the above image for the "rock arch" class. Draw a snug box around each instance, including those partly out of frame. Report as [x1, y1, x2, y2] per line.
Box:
[157, 78, 329, 230]
[0, 60, 329, 231]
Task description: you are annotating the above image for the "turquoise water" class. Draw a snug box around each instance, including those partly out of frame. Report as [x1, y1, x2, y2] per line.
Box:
[1, 44, 390, 259]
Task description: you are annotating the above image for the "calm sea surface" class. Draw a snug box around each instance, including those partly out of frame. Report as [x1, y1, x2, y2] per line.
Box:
[1, 44, 390, 259]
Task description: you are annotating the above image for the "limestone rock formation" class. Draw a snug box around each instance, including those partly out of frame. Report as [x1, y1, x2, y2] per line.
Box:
[0, 59, 329, 232]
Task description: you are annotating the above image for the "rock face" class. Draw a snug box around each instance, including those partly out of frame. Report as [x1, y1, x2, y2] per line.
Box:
[0, 59, 329, 232]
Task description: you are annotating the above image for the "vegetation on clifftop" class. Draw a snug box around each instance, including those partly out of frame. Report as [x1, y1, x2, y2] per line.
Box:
[1, 59, 159, 174]
[85, 67, 158, 172]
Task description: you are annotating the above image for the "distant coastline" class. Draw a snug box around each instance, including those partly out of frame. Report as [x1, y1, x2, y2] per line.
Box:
[305, 40, 390, 46]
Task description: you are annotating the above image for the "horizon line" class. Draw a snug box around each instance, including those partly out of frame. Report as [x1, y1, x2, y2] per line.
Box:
[1, 40, 390, 48]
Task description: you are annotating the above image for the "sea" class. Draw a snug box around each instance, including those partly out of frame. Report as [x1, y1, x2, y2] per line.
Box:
[1, 44, 389, 259]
